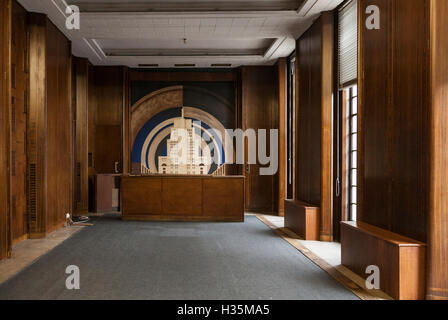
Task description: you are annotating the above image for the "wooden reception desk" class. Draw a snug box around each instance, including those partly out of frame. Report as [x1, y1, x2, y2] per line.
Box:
[121, 175, 245, 222]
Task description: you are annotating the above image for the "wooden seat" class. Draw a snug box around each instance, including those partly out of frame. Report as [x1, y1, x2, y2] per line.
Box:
[341, 221, 426, 300]
[284, 200, 320, 240]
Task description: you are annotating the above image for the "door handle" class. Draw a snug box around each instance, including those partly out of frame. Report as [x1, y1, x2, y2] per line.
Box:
[335, 177, 341, 197]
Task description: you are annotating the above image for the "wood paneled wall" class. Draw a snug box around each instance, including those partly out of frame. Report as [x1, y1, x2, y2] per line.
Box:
[277, 58, 287, 216]
[295, 12, 334, 241]
[28, 13, 72, 237]
[0, 0, 12, 260]
[10, 0, 28, 243]
[358, 0, 429, 243]
[357, 0, 448, 299]
[46, 20, 72, 233]
[91, 66, 127, 174]
[239, 66, 279, 213]
[427, 0, 448, 301]
[72, 57, 89, 214]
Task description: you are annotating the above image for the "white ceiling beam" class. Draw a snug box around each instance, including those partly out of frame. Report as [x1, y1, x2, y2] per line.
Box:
[69, 1, 305, 13]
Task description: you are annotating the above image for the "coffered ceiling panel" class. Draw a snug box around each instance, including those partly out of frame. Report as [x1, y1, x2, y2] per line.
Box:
[18, 0, 344, 68]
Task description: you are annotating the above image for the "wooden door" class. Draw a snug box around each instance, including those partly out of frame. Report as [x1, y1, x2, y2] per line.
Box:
[240, 66, 279, 213]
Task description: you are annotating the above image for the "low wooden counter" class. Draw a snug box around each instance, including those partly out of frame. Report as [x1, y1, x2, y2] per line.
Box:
[121, 175, 245, 222]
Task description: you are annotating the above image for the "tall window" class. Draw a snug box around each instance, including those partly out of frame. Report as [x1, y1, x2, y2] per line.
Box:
[337, 0, 358, 222]
[286, 53, 296, 199]
[347, 86, 358, 221]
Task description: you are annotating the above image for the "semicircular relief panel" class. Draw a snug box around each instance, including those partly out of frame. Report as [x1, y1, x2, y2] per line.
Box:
[130, 85, 235, 175]
[131, 107, 226, 175]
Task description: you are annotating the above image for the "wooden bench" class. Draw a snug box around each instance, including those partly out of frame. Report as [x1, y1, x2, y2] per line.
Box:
[284, 200, 320, 240]
[341, 221, 426, 300]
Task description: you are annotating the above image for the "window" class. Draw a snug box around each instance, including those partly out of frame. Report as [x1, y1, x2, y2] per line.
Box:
[348, 85, 358, 221]
[286, 53, 296, 199]
[338, 0, 358, 88]
[337, 0, 359, 224]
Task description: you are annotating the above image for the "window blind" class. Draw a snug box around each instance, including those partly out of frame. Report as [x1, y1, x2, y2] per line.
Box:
[338, 0, 358, 88]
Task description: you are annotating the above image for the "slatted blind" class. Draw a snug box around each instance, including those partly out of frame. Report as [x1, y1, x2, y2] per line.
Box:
[338, 0, 358, 88]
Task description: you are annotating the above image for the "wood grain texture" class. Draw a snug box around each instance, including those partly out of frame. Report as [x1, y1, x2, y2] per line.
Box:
[296, 13, 334, 241]
[203, 177, 244, 217]
[27, 13, 47, 236]
[10, 0, 28, 241]
[130, 70, 237, 82]
[122, 67, 130, 174]
[427, 0, 448, 300]
[28, 14, 72, 237]
[240, 66, 278, 213]
[121, 175, 244, 221]
[92, 66, 125, 174]
[284, 200, 320, 240]
[358, 0, 429, 243]
[45, 20, 72, 231]
[162, 177, 203, 215]
[341, 221, 426, 300]
[349, 0, 448, 299]
[0, 0, 12, 260]
[277, 59, 287, 216]
[95, 125, 122, 174]
[72, 57, 89, 214]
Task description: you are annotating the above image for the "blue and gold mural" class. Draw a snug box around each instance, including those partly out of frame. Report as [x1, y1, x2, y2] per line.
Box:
[130, 84, 235, 175]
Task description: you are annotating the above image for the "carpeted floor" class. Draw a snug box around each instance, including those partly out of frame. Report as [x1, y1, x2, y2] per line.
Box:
[0, 216, 359, 300]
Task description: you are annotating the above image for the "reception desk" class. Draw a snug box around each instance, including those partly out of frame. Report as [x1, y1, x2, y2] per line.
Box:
[121, 175, 245, 222]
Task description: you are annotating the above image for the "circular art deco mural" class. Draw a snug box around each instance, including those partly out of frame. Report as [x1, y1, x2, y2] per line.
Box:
[131, 107, 227, 175]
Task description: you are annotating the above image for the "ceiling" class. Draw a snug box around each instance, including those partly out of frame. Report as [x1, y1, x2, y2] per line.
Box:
[18, 0, 344, 68]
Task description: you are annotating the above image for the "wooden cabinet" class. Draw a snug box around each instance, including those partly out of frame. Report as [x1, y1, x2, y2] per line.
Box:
[341, 221, 426, 300]
[284, 200, 320, 240]
[121, 175, 245, 221]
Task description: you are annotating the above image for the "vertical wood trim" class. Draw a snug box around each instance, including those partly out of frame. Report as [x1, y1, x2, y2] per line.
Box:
[27, 13, 47, 236]
[123, 67, 130, 174]
[320, 12, 335, 241]
[68, 49, 74, 217]
[427, 0, 448, 300]
[73, 57, 89, 214]
[0, 0, 12, 260]
[277, 58, 287, 216]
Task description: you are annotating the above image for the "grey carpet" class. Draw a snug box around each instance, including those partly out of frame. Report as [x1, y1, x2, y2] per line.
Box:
[0, 216, 359, 300]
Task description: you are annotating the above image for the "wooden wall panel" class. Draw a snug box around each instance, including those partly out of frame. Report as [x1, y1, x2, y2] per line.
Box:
[277, 58, 287, 216]
[427, 0, 448, 300]
[240, 66, 278, 213]
[72, 57, 89, 214]
[93, 66, 125, 174]
[10, 0, 28, 243]
[0, 0, 12, 260]
[295, 13, 334, 241]
[28, 13, 72, 237]
[45, 20, 72, 232]
[28, 13, 47, 237]
[354, 0, 448, 299]
[358, 0, 429, 242]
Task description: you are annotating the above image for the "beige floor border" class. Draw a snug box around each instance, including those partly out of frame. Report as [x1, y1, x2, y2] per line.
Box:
[0, 225, 84, 285]
[255, 214, 389, 301]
